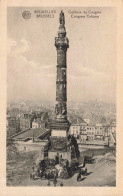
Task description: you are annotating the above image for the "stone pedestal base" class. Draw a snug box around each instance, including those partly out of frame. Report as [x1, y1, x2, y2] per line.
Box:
[50, 119, 70, 132]
[48, 150, 72, 162]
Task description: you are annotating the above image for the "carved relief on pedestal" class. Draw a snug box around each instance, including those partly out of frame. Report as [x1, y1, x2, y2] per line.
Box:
[50, 136, 68, 151]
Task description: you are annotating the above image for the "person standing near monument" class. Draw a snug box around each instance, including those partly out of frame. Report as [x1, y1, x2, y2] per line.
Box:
[60, 182, 63, 186]
[55, 153, 59, 164]
[47, 171, 51, 186]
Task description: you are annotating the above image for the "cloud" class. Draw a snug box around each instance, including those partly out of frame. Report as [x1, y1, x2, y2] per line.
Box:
[68, 65, 109, 81]
[8, 38, 55, 72]
[8, 38, 30, 57]
[7, 38, 17, 54]
[41, 65, 54, 70]
[8, 38, 38, 71]
[46, 73, 56, 78]
[67, 62, 116, 103]
[7, 37, 116, 104]
[7, 38, 56, 102]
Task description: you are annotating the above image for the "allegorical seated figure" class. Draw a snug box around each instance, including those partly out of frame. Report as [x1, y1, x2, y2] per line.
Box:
[55, 102, 66, 119]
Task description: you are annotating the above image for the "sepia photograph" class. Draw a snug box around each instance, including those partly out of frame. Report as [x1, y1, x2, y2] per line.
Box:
[6, 7, 116, 187]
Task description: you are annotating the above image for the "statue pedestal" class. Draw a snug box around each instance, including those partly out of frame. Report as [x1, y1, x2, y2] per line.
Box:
[50, 119, 70, 137]
[48, 119, 73, 162]
[48, 133, 77, 162]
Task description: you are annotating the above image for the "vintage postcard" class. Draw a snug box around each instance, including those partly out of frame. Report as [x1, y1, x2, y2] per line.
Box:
[0, 0, 123, 196]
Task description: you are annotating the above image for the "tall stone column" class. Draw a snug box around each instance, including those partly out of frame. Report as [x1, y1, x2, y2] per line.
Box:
[55, 10, 69, 122]
[48, 11, 73, 161]
[50, 10, 70, 140]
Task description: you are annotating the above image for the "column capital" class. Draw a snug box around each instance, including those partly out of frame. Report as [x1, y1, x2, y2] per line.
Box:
[55, 37, 69, 50]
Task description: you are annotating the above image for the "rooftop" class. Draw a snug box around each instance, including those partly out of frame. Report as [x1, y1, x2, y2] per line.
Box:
[10, 128, 49, 141]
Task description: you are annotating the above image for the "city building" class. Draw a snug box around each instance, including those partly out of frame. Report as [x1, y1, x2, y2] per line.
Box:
[7, 115, 20, 137]
[79, 127, 87, 141]
[102, 126, 110, 141]
[20, 113, 34, 131]
[32, 118, 45, 129]
[86, 124, 95, 140]
[69, 122, 116, 143]
[83, 119, 90, 124]
[70, 123, 96, 140]
[40, 112, 49, 122]
[7, 107, 21, 118]
[95, 124, 103, 140]
[110, 121, 116, 133]
[69, 124, 81, 138]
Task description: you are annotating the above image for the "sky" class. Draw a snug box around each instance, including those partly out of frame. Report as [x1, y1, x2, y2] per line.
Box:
[7, 7, 117, 104]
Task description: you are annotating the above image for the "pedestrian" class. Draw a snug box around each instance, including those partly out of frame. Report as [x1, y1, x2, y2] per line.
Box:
[32, 170, 35, 181]
[53, 179, 57, 187]
[55, 153, 59, 164]
[29, 174, 32, 180]
[77, 173, 81, 182]
[54, 173, 57, 181]
[47, 171, 51, 185]
[81, 166, 87, 176]
[47, 180, 50, 186]
[66, 160, 69, 169]
[60, 182, 63, 186]
[47, 171, 51, 181]
[40, 170, 43, 179]
[83, 156, 86, 167]
[32, 174, 35, 181]
[32, 165, 35, 171]
[53, 173, 57, 186]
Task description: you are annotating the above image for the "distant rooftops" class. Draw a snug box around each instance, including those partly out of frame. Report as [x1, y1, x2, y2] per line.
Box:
[71, 123, 115, 127]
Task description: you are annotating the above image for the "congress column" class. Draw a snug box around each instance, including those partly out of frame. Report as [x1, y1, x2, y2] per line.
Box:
[49, 11, 72, 161]
[55, 10, 69, 122]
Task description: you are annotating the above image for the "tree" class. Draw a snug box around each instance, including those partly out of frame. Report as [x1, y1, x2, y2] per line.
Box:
[71, 135, 80, 157]
[7, 138, 18, 153]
